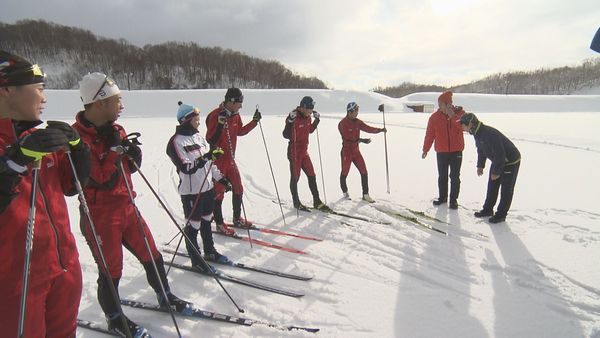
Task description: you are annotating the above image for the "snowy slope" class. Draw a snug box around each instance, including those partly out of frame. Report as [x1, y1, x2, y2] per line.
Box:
[38, 90, 600, 337]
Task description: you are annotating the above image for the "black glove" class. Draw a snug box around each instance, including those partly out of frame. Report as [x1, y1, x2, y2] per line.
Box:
[124, 142, 141, 159]
[6, 129, 69, 166]
[46, 120, 82, 149]
[203, 147, 224, 161]
[380, 127, 387, 133]
[97, 124, 122, 148]
[359, 138, 372, 144]
[218, 178, 232, 192]
[312, 111, 320, 119]
[253, 109, 262, 122]
[218, 111, 228, 125]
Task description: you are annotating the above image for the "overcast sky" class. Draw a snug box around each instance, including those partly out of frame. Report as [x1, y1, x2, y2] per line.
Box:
[2, 0, 599, 90]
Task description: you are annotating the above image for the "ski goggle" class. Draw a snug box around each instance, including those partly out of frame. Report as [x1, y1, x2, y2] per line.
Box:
[227, 95, 244, 103]
[0, 64, 45, 87]
[179, 107, 200, 123]
[91, 75, 116, 102]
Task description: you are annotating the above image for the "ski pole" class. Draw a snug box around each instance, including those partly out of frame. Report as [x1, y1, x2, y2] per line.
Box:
[224, 123, 253, 248]
[315, 127, 327, 204]
[17, 160, 40, 338]
[378, 104, 390, 193]
[165, 232, 184, 276]
[130, 160, 245, 313]
[66, 152, 133, 338]
[257, 105, 287, 226]
[116, 161, 183, 337]
[292, 122, 299, 217]
[164, 163, 213, 273]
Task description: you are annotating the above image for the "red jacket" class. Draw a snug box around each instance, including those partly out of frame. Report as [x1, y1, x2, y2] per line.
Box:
[0, 118, 80, 295]
[282, 109, 319, 152]
[338, 116, 381, 150]
[422, 108, 465, 153]
[205, 104, 257, 162]
[72, 111, 138, 206]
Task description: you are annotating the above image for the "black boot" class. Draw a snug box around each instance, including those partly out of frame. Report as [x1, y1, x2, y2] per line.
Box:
[157, 291, 193, 313]
[290, 178, 309, 210]
[433, 198, 447, 206]
[107, 313, 150, 337]
[474, 209, 493, 217]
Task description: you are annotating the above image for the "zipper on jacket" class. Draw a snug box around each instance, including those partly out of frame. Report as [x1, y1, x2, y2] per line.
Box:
[446, 117, 452, 152]
[38, 181, 67, 271]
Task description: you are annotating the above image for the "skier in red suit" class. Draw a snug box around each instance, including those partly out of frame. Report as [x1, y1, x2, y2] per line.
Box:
[205, 88, 260, 234]
[338, 102, 386, 203]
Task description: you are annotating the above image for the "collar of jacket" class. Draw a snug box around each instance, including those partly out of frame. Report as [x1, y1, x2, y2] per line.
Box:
[471, 121, 482, 135]
[175, 123, 198, 136]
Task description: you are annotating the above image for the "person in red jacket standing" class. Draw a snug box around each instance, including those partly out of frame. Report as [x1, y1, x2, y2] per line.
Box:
[73, 72, 191, 337]
[283, 96, 331, 212]
[205, 88, 261, 235]
[338, 102, 386, 203]
[0, 51, 90, 338]
[422, 91, 465, 209]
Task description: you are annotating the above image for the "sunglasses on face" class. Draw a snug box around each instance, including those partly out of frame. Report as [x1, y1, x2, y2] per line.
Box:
[91, 75, 116, 102]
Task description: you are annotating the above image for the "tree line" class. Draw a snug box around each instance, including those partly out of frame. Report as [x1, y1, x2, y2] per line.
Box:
[374, 58, 600, 97]
[0, 20, 327, 90]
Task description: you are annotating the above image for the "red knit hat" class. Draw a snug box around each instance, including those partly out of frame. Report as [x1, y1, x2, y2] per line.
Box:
[438, 91, 453, 105]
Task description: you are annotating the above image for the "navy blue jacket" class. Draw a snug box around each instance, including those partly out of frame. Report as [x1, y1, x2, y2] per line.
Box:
[473, 123, 521, 176]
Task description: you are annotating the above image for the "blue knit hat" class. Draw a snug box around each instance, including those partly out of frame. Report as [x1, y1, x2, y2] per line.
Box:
[177, 101, 199, 124]
[299, 96, 315, 109]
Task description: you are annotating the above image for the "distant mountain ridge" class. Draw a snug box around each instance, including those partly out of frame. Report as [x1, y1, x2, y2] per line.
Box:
[0, 20, 328, 90]
[374, 59, 600, 97]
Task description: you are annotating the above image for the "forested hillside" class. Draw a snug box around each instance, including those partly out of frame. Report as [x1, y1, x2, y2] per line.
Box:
[374, 58, 600, 97]
[0, 20, 327, 90]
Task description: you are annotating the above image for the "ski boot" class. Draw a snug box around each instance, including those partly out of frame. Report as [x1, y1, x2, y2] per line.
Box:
[233, 217, 253, 229]
[314, 201, 333, 212]
[362, 194, 375, 203]
[157, 292, 194, 314]
[342, 192, 351, 200]
[215, 222, 236, 236]
[204, 251, 232, 265]
[293, 202, 310, 212]
[107, 313, 152, 338]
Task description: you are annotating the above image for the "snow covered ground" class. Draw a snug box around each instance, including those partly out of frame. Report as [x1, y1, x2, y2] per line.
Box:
[40, 89, 600, 337]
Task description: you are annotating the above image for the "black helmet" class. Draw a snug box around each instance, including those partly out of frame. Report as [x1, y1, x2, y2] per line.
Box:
[459, 113, 480, 134]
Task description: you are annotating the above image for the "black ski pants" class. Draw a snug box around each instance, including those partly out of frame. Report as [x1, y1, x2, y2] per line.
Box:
[482, 161, 520, 218]
[436, 151, 462, 202]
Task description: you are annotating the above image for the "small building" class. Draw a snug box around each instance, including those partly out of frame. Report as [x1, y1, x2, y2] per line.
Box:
[405, 103, 435, 113]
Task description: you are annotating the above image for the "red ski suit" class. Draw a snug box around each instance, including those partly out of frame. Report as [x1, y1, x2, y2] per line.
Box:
[338, 116, 381, 176]
[283, 110, 319, 179]
[0, 118, 82, 338]
[205, 105, 257, 200]
[422, 108, 465, 154]
[73, 112, 160, 279]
